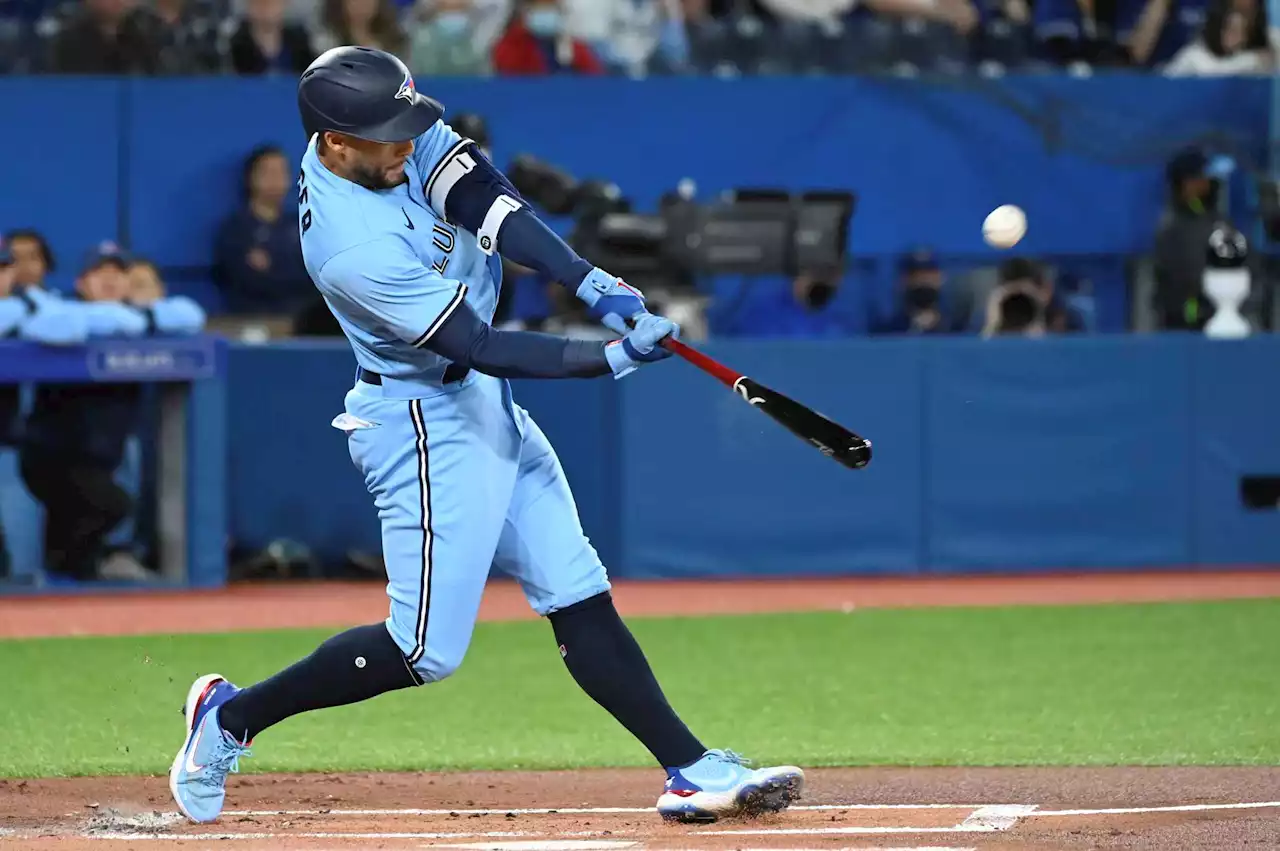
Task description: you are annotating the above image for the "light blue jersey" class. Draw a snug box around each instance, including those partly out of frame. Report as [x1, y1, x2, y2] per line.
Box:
[298, 121, 503, 380]
[299, 121, 610, 681]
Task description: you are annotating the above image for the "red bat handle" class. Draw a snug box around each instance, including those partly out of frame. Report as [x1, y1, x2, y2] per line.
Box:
[660, 337, 742, 387]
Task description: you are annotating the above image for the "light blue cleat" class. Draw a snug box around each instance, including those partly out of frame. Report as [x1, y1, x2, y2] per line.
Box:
[168, 674, 252, 824]
[657, 749, 804, 823]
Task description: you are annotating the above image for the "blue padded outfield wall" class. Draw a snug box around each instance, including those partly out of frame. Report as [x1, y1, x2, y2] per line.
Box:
[0, 75, 1274, 580]
[0, 75, 1266, 293]
[225, 336, 1280, 577]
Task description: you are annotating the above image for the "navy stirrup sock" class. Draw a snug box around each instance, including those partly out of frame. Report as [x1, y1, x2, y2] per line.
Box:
[549, 592, 705, 769]
[217, 623, 421, 742]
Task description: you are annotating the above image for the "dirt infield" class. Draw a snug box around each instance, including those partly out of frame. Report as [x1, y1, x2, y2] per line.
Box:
[3, 570, 1280, 638]
[2, 767, 1278, 850]
[2, 572, 1278, 849]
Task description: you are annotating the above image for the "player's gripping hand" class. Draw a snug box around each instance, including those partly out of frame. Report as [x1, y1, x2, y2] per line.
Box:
[604, 313, 680, 379]
[576, 267, 648, 335]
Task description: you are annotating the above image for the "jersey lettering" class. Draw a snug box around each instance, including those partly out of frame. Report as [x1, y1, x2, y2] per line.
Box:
[431, 222, 456, 276]
[298, 169, 313, 235]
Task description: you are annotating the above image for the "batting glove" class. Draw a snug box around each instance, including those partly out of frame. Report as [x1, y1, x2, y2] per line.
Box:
[604, 313, 680, 379]
[576, 267, 648, 335]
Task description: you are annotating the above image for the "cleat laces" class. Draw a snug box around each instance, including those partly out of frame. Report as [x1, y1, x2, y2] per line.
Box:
[203, 739, 252, 787]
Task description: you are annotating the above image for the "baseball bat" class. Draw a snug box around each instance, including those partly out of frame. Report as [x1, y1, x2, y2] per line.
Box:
[659, 336, 872, 470]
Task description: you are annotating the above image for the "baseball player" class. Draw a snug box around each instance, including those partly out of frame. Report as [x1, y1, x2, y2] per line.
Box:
[170, 46, 803, 826]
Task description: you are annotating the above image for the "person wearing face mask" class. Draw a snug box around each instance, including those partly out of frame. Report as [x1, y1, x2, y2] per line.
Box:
[409, 0, 493, 76]
[870, 249, 966, 336]
[492, 0, 604, 75]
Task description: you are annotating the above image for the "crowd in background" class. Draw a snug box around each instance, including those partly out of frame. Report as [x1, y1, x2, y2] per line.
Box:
[0, 0, 1277, 77]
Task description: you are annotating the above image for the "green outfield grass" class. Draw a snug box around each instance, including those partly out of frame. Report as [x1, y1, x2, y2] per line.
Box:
[2, 599, 1277, 777]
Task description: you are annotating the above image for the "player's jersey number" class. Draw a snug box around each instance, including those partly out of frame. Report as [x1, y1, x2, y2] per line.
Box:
[298, 169, 313, 236]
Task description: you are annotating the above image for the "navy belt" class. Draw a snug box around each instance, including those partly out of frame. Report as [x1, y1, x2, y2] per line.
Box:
[358, 364, 470, 386]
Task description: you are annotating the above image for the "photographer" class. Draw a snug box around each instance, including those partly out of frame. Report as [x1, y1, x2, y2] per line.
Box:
[981, 257, 1082, 338]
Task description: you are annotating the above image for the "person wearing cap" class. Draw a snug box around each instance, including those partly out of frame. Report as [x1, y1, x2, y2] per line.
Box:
[18, 241, 206, 583]
[870, 248, 967, 335]
[1152, 146, 1231, 330]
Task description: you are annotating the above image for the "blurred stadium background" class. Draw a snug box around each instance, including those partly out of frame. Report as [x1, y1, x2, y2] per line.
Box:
[0, 0, 1278, 589]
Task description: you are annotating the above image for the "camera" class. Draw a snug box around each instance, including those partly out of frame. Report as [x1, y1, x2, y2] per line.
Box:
[505, 154, 857, 290]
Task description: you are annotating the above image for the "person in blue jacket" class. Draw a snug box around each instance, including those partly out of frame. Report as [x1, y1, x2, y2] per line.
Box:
[17, 241, 206, 582]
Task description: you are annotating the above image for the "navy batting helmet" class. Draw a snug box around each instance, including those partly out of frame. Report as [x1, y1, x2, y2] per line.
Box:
[297, 46, 443, 144]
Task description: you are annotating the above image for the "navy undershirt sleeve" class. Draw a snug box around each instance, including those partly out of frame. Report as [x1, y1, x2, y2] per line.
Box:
[424, 297, 610, 379]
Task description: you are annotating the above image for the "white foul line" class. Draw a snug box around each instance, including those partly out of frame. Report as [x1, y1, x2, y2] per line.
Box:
[703, 827, 985, 836]
[221, 804, 986, 817]
[75, 831, 536, 842]
[1030, 801, 1280, 817]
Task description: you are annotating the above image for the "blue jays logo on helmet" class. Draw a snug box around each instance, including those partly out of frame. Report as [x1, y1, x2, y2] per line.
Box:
[395, 72, 416, 103]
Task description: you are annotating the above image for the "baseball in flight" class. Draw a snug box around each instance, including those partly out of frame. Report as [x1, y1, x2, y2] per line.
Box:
[983, 204, 1027, 249]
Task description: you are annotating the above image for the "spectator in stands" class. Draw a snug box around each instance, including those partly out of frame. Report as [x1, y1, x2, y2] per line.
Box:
[20, 241, 206, 583]
[0, 243, 15, 580]
[128, 257, 167, 305]
[563, 0, 689, 75]
[4, 229, 54, 289]
[407, 0, 493, 76]
[1034, 0, 1131, 65]
[1122, 0, 1208, 67]
[226, 0, 317, 74]
[981, 257, 1082, 337]
[0, 240, 15, 299]
[46, 0, 164, 73]
[492, 0, 604, 75]
[443, 0, 519, 52]
[869, 248, 966, 335]
[756, 0, 977, 33]
[151, 0, 227, 72]
[1152, 147, 1223, 329]
[1163, 0, 1276, 74]
[213, 145, 313, 315]
[313, 0, 407, 55]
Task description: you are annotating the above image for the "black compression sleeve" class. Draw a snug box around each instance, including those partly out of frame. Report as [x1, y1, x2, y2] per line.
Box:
[424, 297, 610, 379]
